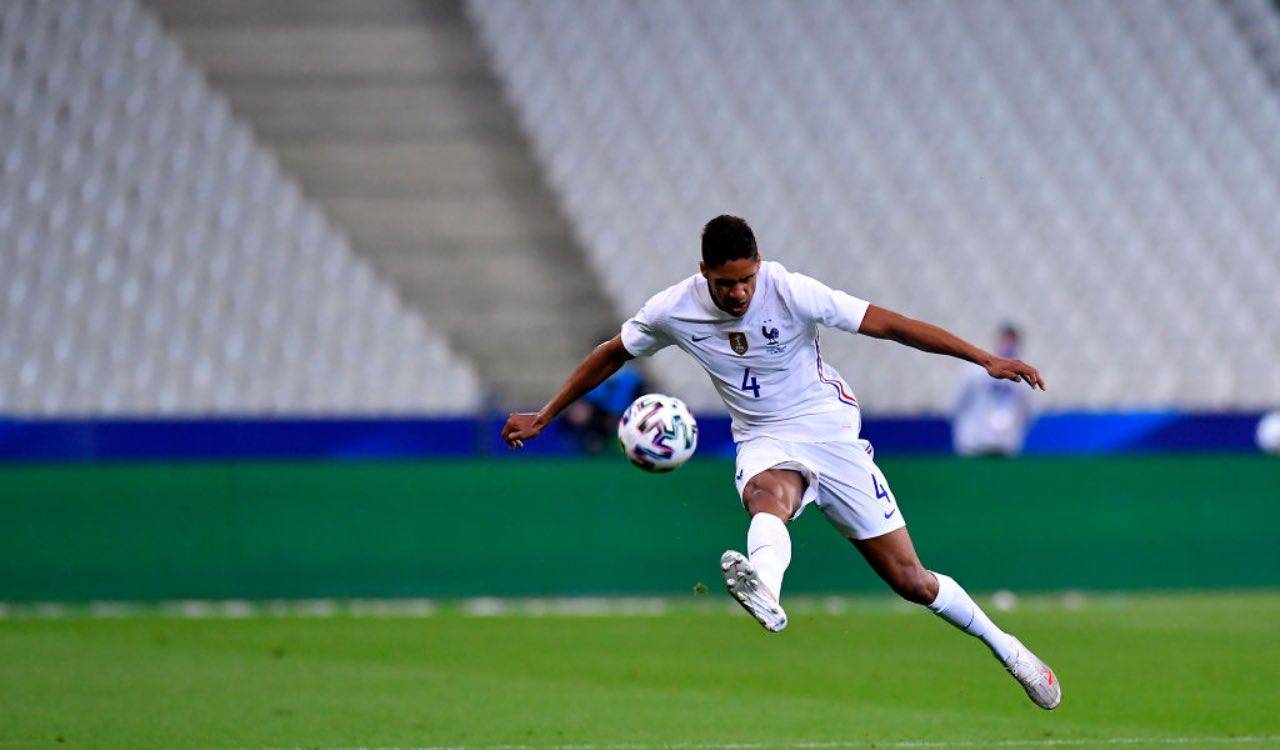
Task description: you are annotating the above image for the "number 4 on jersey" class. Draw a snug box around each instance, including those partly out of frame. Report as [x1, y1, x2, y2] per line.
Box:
[740, 367, 761, 398]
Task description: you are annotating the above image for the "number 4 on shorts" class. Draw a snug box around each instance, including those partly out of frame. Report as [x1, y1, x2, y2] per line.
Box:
[872, 474, 894, 503]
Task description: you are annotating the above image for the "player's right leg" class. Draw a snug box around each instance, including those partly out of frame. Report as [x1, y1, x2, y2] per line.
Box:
[721, 468, 804, 632]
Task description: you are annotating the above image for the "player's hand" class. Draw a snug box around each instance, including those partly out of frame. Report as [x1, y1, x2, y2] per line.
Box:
[502, 412, 546, 448]
[985, 357, 1046, 390]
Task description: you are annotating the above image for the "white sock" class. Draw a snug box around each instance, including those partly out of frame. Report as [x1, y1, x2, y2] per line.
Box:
[746, 513, 791, 601]
[927, 572, 1017, 662]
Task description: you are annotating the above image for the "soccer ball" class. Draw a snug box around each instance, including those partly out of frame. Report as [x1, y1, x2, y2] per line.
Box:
[617, 393, 699, 472]
[1257, 411, 1280, 455]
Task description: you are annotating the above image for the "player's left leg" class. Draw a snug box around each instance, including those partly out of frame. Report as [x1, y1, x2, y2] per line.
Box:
[853, 528, 1061, 710]
[852, 527, 1008, 650]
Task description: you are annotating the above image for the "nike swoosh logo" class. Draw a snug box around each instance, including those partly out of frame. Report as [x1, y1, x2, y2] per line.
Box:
[736, 469, 744, 480]
[748, 545, 768, 557]
[691, 335, 712, 342]
[884, 507, 897, 519]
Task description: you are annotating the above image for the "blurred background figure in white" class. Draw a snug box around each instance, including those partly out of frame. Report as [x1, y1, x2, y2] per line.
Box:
[951, 324, 1036, 457]
[1257, 410, 1280, 455]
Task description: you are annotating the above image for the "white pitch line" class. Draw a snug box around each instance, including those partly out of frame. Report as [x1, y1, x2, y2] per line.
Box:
[4, 591, 1277, 621]
[269, 736, 1280, 750]
[0, 593, 1086, 620]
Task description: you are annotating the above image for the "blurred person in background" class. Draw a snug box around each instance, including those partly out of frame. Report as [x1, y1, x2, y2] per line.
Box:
[951, 324, 1036, 457]
[1257, 410, 1280, 454]
[562, 331, 649, 454]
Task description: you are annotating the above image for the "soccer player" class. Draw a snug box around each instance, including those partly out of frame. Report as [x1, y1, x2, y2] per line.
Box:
[502, 215, 1061, 710]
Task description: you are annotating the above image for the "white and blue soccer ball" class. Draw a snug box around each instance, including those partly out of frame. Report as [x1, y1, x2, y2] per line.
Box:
[617, 393, 699, 472]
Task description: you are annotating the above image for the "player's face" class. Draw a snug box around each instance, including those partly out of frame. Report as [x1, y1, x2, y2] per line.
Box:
[700, 256, 761, 317]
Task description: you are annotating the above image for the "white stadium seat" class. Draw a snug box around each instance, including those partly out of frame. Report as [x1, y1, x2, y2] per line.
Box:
[0, 0, 480, 415]
[470, 0, 1280, 412]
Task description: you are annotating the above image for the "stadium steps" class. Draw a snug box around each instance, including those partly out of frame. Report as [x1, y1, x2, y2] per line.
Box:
[143, 0, 462, 27]
[147, 0, 618, 409]
[273, 141, 541, 197]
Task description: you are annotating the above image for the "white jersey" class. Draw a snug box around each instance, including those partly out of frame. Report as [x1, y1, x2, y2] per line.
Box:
[951, 362, 1035, 456]
[620, 261, 870, 443]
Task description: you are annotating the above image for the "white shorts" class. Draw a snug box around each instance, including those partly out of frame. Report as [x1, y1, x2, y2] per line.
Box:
[734, 436, 906, 541]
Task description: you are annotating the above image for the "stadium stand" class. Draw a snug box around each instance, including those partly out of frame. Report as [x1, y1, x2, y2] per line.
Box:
[471, 0, 1280, 412]
[148, 0, 618, 409]
[0, 0, 480, 414]
[1224, 0, 1280, 89]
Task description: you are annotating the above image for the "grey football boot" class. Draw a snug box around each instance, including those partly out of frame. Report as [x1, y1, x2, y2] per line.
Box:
[1003, 636, 1062, 709]
[720, 550, 787, 632]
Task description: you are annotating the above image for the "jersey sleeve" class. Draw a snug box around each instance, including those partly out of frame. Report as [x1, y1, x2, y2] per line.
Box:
[619, 293, 674, 358]
[785, 270, 871, 333]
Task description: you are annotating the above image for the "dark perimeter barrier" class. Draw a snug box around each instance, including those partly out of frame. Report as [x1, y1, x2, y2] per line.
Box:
[0, 410, 1268, 460]
[1, 455, 1276, 601]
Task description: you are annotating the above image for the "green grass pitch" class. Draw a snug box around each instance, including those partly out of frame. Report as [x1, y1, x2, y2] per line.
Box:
[1, 592, 1277, 749]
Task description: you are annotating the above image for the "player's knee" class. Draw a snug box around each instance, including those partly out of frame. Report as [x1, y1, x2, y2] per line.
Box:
[743, 478, 793, 520]
[888, 565, 935, 605]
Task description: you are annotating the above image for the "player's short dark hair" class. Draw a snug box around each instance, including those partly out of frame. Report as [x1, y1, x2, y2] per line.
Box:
[701, 215, 758, 268]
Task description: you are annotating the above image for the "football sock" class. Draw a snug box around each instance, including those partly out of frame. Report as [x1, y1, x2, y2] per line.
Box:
[747, 512, 791, 601]
[927, 572, 1017, 662]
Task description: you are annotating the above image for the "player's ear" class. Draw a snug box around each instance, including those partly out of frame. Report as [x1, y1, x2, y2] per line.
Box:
[699, 261, 708, 278]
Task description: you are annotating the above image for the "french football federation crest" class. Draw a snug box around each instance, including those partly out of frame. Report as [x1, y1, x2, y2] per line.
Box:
[761, 322, 784, 353]
[729, 332, 749, 355]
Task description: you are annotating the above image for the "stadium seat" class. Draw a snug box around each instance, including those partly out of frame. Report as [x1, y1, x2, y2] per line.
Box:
[470, 0, 1280, 412]
[0, 0, 480, 414]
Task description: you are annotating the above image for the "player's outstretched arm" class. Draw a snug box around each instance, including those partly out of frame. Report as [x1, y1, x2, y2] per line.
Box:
[858, 305, 1046, 390]
[502, 335, 635, 448]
